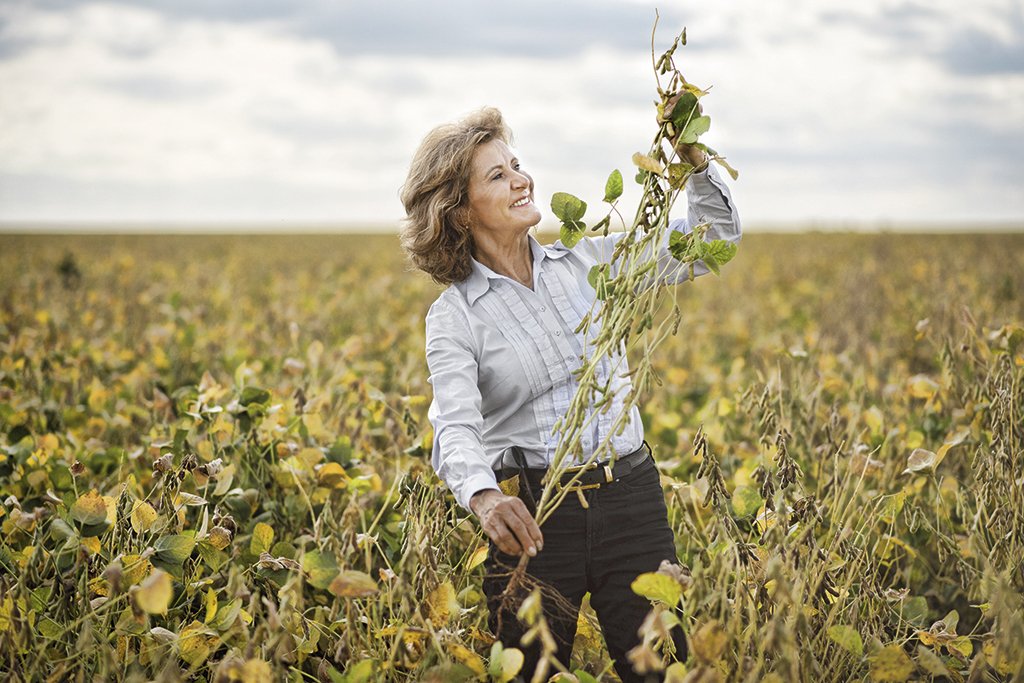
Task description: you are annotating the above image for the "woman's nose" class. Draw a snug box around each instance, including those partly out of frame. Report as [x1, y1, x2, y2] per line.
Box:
[511, 169, 529, 188]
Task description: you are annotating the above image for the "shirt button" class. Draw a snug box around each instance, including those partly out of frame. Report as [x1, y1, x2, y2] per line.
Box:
[554, 330, 562, 336]
[539, 306, 547, 312]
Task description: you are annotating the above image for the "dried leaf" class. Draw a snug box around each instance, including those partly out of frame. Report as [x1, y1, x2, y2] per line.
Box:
[328, 570, 378, 598]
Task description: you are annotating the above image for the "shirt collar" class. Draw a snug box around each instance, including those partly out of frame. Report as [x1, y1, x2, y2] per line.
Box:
[459, 233, 571, 305]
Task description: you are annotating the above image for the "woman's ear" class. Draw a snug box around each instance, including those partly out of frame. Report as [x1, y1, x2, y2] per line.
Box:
[452, 205, 473, 234]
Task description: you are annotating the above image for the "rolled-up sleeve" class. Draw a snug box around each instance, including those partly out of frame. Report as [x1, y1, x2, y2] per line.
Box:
[571, 163, 741, 286]
[425, 299, 499, 511]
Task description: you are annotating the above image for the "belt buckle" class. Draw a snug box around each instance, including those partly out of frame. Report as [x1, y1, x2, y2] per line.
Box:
[556, 462, 615, 510]
[557, 462, 615, 492]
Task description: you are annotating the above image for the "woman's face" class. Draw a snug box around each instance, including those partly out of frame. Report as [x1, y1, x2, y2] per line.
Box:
[465, 139, 541, 239]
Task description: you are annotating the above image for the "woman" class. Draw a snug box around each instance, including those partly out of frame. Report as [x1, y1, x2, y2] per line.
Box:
[400, 107, 740, 681]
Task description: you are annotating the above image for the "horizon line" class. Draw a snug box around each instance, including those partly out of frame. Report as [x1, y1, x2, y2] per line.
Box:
[2, 219, 1024, 235]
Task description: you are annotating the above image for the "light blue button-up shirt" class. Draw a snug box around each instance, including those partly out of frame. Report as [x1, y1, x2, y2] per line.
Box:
[425, 164, 741, 510]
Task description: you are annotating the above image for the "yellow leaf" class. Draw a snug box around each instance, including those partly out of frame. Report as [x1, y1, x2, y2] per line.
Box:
[497, 647, 524, 683]
[212, 463, 235, 496]
[131, 500, 159, 533]
[123, 554, 153, 587]
[983, 639, 1016, 676]
[935, 429, 969, 466]
[864, 406, 884, 435]
[948, 636, 972, 659]
[499, 475, 520, 497]
[690, 620, 727, 663]
[0, 595, 13, 633]
[135, 569, 173, 615]
[208, 526, 232, 550]
[81, 536, 101, 555]
[303, 412, 331, 441]
[240, 660, 273, 683]
[426, 580, 460, 626]
[328, 570, 378, 598]
[177, 620, 219, 667]
[869, 644, 914, 682]
[448, 642, 486, 676]
[203, 588, 218, 623]
[87, 377, 108, 412]
[466, 544, 488, 571]
[250, 523, 274, 556]
[907, 374, 940, 399]
[717, 397, 733, 417]
[316, 462, 348, 488]
[297, 447, 324, 467]
[71, 490, 108, 525]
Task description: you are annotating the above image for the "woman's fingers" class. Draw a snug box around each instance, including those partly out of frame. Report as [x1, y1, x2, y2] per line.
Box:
[481, 495, 544, 557]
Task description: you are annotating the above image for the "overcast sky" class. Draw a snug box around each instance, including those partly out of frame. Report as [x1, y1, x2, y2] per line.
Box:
[1, 0, 1022, 230]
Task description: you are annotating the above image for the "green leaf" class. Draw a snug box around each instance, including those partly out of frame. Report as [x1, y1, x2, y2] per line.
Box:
[900, 596, 929, 627]
[560, 222, 585, 249]
[37, 617, 63, 640]
[704, 240, 737, 274]
[550, 192, 586, 222]
[302, 550, 339, 590]
[631, 572, 682, 607]
[196, 541, 229, 572]
[669, 92, 700, 129]
[828, 625, 864, 657]
[730, 485, 763, 518]
[154, 534, 196, 565]
[208, 597, 242, 631]
[678, 115, 711, 144]
[668, 230, 699, 263]
[239, 386, 270, 407]
[603, 169, 623, 203]
[344, 660, 376, 683]
[250, 522, 274, 556]
[587, 265, 610, 300]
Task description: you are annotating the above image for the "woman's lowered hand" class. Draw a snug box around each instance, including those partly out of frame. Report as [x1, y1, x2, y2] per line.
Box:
[469, 489, 544, 557]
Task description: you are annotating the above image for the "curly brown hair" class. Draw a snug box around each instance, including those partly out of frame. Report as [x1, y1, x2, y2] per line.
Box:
[399, 107, 512, 286]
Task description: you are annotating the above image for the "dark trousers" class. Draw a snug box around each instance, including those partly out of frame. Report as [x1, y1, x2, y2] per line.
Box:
[482, 455, 687, 682]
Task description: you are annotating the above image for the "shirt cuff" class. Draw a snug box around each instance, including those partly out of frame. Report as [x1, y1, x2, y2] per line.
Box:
[457, 471, 501, 512]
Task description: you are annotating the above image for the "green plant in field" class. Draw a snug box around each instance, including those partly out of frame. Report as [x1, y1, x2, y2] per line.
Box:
[538, 23, 739, 529]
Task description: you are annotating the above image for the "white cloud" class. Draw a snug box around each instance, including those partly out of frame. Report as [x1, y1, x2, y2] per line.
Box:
[0, 0, 1021, 226]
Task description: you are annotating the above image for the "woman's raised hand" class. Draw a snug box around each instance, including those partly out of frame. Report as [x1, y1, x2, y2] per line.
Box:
[469, 489, 544, 557]
[660, 92, 710, 170]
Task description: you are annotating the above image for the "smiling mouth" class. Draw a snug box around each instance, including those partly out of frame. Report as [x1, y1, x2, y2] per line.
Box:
[511, 197, 531, 208]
